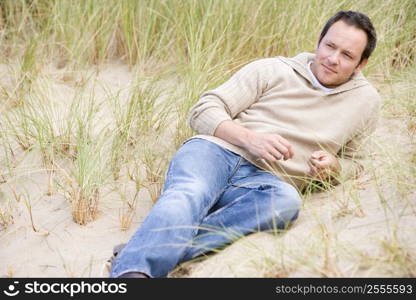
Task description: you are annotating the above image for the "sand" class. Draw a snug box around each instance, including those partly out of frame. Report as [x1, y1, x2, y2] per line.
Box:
[0, 61, 415, 278]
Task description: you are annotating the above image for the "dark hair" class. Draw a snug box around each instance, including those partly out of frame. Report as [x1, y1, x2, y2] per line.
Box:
[318, 11, 377, 63]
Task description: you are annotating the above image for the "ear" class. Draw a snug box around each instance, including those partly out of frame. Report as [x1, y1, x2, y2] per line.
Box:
[354, 58, 368, 73]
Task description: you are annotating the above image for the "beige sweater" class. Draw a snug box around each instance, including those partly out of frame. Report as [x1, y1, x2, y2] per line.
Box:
[187, 53, 381, 191]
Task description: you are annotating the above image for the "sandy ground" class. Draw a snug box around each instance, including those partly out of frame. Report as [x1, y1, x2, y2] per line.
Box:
[0, 61, 415, 278]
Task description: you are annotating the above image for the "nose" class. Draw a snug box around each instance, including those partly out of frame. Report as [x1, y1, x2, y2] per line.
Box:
[327, 51, 340, 65]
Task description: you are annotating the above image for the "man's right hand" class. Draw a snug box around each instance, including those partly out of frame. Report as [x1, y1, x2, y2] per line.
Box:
[243, 132, 294, 162]
[214, 120, 295, 163]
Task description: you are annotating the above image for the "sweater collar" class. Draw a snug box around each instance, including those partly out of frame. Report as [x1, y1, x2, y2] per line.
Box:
[278, 52, 370, 95]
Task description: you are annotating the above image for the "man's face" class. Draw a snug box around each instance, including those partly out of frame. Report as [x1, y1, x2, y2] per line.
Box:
[311, 20, 368, 88]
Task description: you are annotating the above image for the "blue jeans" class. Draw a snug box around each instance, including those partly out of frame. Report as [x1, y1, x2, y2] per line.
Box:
[110, 138, 301, 278]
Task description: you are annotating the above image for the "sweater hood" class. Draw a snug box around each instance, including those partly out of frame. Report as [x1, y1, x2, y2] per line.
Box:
[278, 52, 370, 95]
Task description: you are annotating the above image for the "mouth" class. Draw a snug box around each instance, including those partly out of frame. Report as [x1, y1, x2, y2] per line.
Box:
[322, 64, 337, 74]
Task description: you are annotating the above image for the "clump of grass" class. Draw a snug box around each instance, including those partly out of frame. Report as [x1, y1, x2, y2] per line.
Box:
[113, 152, 145, 231]
[141, 143, 171, 204]
[383, 64, 416, 135]
[354, 228, 416, 277]
[2, 79, 64, 195]
[117, 186, 139, 231]
[109, 75, 172, 179]
[0, 197, 14, 231]
[61, 126, 108, 225]
[377, 231, 416, 277]
[55, 91, 110, 225]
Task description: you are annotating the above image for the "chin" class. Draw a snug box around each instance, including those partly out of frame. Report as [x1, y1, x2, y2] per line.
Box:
[318, 74, 341, 88]
[321, 80, 336, 88]
[317, 76, 334, 88]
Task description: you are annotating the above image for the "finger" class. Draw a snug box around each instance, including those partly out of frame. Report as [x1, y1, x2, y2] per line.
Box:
[310, 160, 330, 179]
[310, 157, 331, 169]
[309, 158, 323, 168]
[267, 146, 283, 161]
[286, 144, 295, 159]
[309, 160, 326, 179]
[311, 153, 320, 160]
[276, 135, 291, 148]
[311, 150, 326, 160]
[276, 136, 295, 158]
[270, 140, 290, 160]
[264, 153, 278, 163]
[307, 160, 318, 176]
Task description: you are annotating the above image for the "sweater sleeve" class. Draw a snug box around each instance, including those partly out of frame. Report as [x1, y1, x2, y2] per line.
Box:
[334, 98, 381, 183]
[187, 59, 270, 135]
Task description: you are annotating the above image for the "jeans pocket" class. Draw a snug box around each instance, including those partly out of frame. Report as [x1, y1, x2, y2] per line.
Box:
[232, 182, 279, 191]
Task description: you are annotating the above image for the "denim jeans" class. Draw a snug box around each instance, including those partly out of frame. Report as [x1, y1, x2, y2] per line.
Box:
[110, 138, 301, 278]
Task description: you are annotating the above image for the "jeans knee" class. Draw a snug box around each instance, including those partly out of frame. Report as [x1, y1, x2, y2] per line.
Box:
[271, 186, 301, 228]
[157, 181, 213, 222]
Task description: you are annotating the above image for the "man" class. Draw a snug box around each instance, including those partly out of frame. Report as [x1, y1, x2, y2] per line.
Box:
[110, 10, 380, 278]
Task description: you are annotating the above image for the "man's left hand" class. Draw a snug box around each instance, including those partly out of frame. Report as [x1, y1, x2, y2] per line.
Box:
[308, 150, 341, 181]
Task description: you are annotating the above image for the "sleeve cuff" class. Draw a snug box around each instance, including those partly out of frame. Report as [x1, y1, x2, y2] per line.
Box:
[188, 107, 232, 136]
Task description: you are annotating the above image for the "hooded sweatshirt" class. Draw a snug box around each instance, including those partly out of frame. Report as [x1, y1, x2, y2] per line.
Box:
[186, 53, 381, 191]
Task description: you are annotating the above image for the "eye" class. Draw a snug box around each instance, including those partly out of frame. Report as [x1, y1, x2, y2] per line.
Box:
[326, 43, 334, 48]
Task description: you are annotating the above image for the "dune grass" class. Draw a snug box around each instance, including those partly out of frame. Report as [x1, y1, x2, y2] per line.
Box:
[0, 0, 414, 277]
